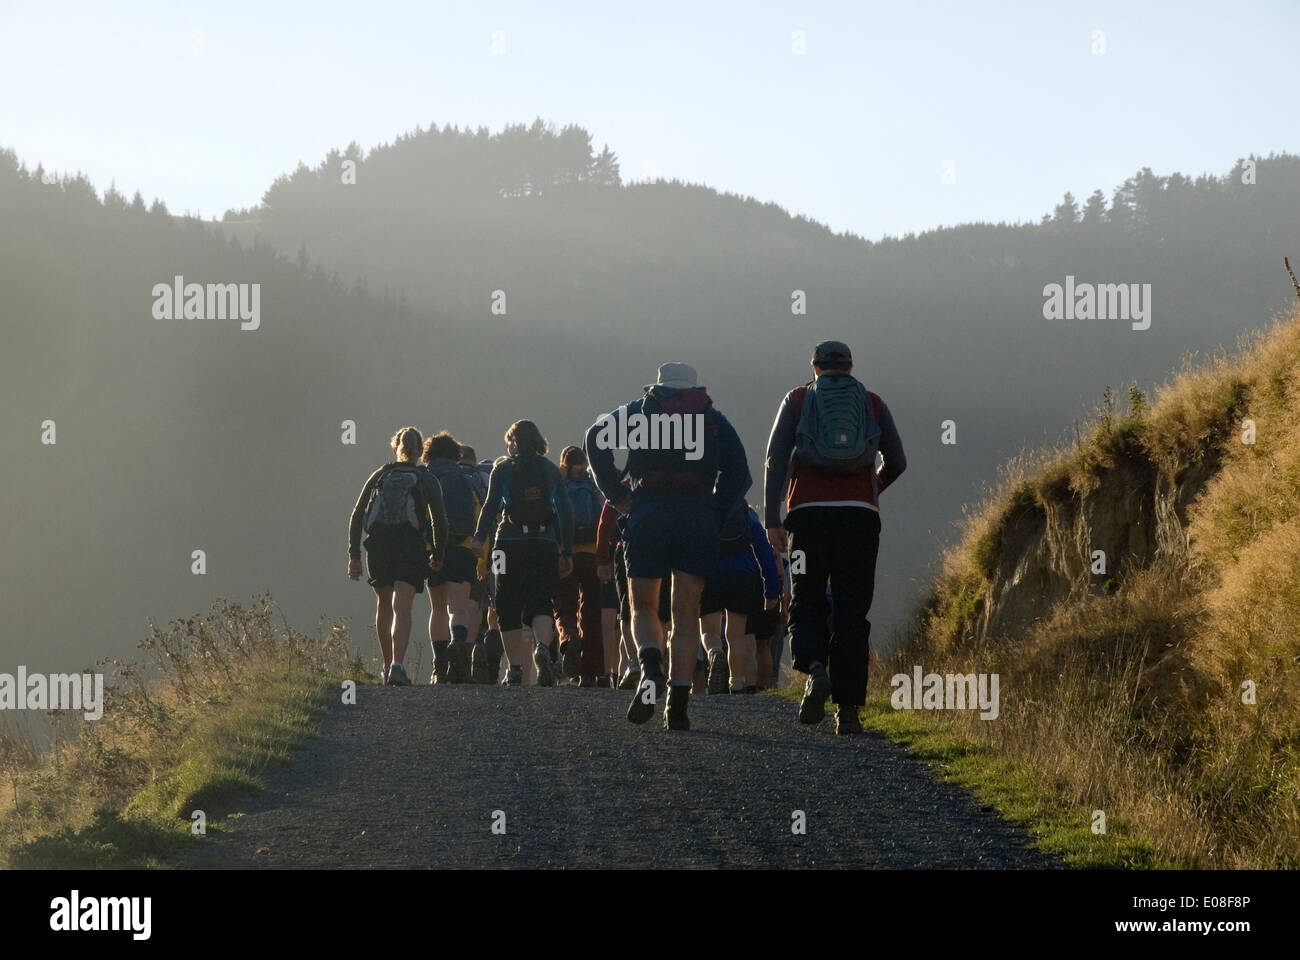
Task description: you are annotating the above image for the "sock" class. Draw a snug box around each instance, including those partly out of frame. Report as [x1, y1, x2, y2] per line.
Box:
[451, 624, 468, 645]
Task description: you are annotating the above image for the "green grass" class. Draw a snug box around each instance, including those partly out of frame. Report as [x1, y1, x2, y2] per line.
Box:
[1, 597, 361, 869]
[770, 686, 1168, 869]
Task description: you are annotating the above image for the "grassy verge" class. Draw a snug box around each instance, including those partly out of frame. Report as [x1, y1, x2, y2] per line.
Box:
[0, 596, 364, 868]
[832, 306, 1300, 870]
[771, 684, 1167, 868]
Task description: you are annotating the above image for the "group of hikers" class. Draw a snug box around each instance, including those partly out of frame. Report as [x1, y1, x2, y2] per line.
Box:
[347, 340, 906, 733]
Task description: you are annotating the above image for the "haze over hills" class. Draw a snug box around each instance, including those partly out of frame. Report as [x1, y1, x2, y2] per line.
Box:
[3, 125, 1299, 693]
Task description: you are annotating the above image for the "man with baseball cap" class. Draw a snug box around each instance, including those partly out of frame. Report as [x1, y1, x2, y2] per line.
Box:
[763, 341, 907, 733]
[585, 362, 749, 730]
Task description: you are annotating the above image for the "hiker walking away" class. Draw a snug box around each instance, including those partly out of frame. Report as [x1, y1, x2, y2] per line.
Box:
[595, 475, 645, 690]
[594, 491, 627, 688]
[699, 502, 782, 694]
[471, 421, 574, 686]
[421, 432, 483, 684]
[348, 427, 448, 686]
[764, 341, 905, 733]
[586, 362, 748, 731]
[553, 446, 608, 685]
[463, 447, 503, 682]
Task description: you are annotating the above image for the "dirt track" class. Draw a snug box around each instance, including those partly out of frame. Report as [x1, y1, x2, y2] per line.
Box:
[175, 684, 1063, 869]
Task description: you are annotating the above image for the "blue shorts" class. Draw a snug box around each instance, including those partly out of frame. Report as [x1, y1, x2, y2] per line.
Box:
[623, 498, 719, 580]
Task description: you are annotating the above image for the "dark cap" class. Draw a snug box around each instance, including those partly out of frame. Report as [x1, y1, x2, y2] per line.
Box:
[812, 340, 852, 365]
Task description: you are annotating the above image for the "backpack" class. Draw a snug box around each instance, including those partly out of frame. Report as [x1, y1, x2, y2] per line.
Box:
[626, 389, 721, 491]
[793, 374, 882, 474]
[425, 460, 477, 537]
[364, 464, 425, 535]
[504, 455, 555, 530]
[566, 476, 602, 542]
[717, 499, 750, 554]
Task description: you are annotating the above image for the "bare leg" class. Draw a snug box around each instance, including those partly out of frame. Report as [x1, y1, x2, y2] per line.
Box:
[667, 573, 705, 685]
[629, 578, 665, 658]
[374, 587, 394, 670]
[392, 580, 417, 664]
[723, 610, 749, 690]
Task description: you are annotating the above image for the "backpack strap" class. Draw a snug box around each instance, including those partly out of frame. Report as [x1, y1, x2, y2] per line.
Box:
[866, 390, 883, 424]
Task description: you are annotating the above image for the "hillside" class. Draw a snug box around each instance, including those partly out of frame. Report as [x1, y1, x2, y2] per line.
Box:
[217, 120, 1300, 638]
[888, 298, 1300, 867]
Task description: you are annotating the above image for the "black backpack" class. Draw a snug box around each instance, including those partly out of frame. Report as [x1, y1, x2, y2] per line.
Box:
[425, 460, 477, 538]
[504, 455, 555, 530]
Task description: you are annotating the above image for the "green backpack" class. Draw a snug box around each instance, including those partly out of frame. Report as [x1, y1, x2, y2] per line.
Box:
[793, 374, 882, 474]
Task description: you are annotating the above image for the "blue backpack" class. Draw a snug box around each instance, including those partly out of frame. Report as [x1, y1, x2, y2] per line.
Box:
[566, 476, 602, 543]
[424, 459, 478, 538]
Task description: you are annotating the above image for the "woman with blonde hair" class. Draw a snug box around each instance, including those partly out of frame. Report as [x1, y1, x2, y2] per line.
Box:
[348, 427, 447, 685]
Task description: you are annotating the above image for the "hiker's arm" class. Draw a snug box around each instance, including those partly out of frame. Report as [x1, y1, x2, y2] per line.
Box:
[348, 469, 383, 557]
[876, 400, 907, 494]
[585, 411, 625, 505]
[551, 462, 575, 557]
[750, 514, 782, 599]
[595, 500, 617, 566]
[711, 415, 750, 520]
[473, 463, 504, 545]
[423, 473, 448, 567]
[763, 391, 798, 528]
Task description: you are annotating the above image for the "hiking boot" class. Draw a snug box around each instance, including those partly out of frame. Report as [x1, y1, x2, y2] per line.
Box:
[706, 648, 729, 695]
[597, 675, 612, 689]
[617, 668, 640, 691]
[533, 645, 556, 687]
[627, 649, 665, 725]
[560, 639, 582, 680]
[470, 641, 492, 684]
[797, 663, 831, 724]
[664, 684, 691, 731]
[505, 664, 523, 686]
[447, 640, 472, 684]
[836, 706, 863, 735]
[431, 640, 450, 684]
[387, 662, 412, 687]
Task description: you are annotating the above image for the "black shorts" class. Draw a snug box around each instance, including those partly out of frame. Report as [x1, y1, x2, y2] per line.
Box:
[614, 542, 670, 622]
[429, 544, 477, 587]
[495, 538, 560, 631]
[364, 530, 428, 593]
[748, 606, 780, 641]
[700, 569, 762, 617]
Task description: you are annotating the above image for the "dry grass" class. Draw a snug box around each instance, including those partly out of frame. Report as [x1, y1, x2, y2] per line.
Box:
[0, 595, 362, 868]
[889, 304, 1300, 868]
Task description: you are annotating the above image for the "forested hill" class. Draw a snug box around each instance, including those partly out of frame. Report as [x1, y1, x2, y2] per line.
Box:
[218, 120, 1300, 638]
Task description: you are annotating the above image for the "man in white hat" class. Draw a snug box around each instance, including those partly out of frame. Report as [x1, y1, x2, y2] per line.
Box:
[584, 362, 750, 730]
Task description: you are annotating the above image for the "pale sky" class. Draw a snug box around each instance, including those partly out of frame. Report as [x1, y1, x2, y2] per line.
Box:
[4, 0, 1297, 238]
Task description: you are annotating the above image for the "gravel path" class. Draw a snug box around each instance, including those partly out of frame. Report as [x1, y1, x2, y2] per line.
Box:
[175, 685, 1063, 869]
